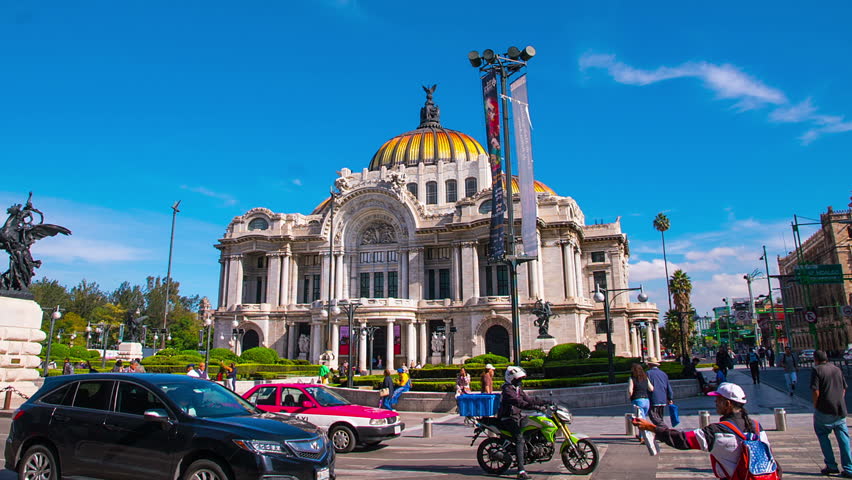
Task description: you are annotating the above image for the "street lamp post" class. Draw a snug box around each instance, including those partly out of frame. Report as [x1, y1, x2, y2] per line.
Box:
[98, 324, 113, 368]
[320, 300, 342, 365]
[338, 299, 362, 388]
[43, 306, 62, 377]
[760, 245, 781, 352]
[162, 200, 181, 348]
[354, 325, 380, 376]
[324, 187, 339, 364]
[593, 285, 649, 383]
[468, 45, 537, 366]
[199, 297, 214, 375]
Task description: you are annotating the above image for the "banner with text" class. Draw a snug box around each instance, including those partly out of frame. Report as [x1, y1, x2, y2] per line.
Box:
[482, 71, 505, 260]
[510, 74, 538, 258]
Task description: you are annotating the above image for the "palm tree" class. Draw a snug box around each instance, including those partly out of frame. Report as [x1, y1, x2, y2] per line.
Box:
[653, 213, 672, 312]
[669, 269, 694, 360]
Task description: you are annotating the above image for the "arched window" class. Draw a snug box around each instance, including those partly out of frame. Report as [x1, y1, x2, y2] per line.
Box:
[445, 179, 457, 203]
[406, 182, 418, 198]
[465, 177, 478, 198]
[478, 200, 492, 214]
[426, 181, 438, 205]
[248, 218, 269, 231]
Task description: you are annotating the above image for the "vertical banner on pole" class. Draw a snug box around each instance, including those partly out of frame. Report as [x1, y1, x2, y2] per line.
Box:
[482, 71, 505, 260]
[510, 74, 538, 259]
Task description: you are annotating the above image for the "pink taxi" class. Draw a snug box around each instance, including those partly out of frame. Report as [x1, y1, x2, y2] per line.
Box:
[243, 383, 404, 453]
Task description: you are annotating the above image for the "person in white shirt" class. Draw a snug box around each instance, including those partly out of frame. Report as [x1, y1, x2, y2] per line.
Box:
[186, 364, 201, 378]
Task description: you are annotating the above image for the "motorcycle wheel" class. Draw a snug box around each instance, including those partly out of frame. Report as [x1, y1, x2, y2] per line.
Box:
[476, 438, 512, 474]
[561, 438, 599, 475]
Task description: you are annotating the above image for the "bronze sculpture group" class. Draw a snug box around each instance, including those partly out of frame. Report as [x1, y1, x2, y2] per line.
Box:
[532, 299, 556, 339]
[0, 193, 71, 295]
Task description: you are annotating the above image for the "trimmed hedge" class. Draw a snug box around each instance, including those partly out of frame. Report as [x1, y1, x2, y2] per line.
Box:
[521, 349, 546, 361]
[546, 343, 591, 361]
[464, 353, 509, 365]
[240, 347, 278, 365]
[543, 357, 639, 377]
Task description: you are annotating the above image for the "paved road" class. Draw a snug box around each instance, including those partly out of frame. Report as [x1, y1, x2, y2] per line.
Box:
[752, 363, 852, 413]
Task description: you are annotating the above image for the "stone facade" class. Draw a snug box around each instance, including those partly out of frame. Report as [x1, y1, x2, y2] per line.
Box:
[213, 93, 659, 369]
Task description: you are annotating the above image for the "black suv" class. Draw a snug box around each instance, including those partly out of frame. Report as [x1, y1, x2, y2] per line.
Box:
[5, 373, 335, 480]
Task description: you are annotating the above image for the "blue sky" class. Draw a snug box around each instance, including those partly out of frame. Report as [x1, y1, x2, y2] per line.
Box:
[2, 1, 850, 315]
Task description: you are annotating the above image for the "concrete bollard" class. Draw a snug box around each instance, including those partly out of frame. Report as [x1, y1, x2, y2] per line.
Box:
[423, 418, 433, 438]
[774, 408, 787, 432]
[3, 390, 11, 411]
[625, 413, 637, 436]
[699, 410, 711, 428]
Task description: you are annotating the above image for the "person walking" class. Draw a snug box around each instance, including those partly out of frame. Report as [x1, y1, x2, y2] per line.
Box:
[481, 364, 495, 394]
[810, 349, 852, 477]
[195, 361, 207, 379]
[758, 346, 767, 369]
[379, 369, 394, 409]
[455, 367, 472, 397]
[226, 362, 238, 390]
[767, 346, 775, 368]
[498, 366, 546, 480]
[318, 364, 330, 384]
[628, 363, 653, 442]
[186, 364, 200, 377]
[111, 360, 124, 372]
[780, 346, 798, 396]
[633, 382, 777, 480]
[748, 348, 761, 384]
[131, 358, 146, 373]
[62, 358, 74, 375]
[646, 357, 673, 427]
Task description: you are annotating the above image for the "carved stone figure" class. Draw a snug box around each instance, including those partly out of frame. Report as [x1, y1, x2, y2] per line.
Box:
[334, 176, 351, 192]
[532, 299, 557, 339]
[0, 193, 71, 294]
[297, 334, 310, 355]
[387, 170, 406, 195]
[431, 332, 445, 354]
[124, 311, 148, 343]
[420, 84, 441, 127]
[361, 222, 397, 245]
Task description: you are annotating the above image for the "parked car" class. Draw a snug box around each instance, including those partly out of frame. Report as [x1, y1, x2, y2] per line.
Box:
[243, 383, 404, 453]
[799, 349, 816, 362]
[5, 374, 334, 480]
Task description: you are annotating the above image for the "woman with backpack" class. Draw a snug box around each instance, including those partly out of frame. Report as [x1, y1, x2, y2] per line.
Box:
[633, 382, 779, 480]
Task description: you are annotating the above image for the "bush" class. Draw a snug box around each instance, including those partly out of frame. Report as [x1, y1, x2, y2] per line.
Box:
[545, 343, 591, 362]
[70, 346, 90, 359]
[47, 344, 70, 359]
[292, 359, 310, 365]
[87, 350, 101, 359]
[589, 350, 609, 359]
[465, 354, 509, 365]
[240, 347, 279, 365]
[156, 348, 179, 357]
[277, 358, 295, 365]
[543, 357, 639, 378]
[521, 349, 546, 361]
[180, 349, 200, 357]
[523, 359, 544, 369]
[209, 348, 241, 363]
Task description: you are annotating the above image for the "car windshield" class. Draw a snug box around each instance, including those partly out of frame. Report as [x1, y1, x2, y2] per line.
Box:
[159, 382, 259, 418]
[305, 387, 350, 407]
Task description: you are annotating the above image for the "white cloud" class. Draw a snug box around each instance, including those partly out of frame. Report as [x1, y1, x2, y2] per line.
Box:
[32, 237, 151, 263]
[580, 52, 852, 144]
[292, 179, 303, 186]
[180, 185, 237, 206]
[691, 274, 752, 315]
[629, 259, 678, 281]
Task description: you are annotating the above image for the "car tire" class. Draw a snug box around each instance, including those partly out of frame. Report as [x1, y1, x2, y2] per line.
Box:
[330, 425, 357, 453]
[184, 459, 230, 480]
[18, 444, 60, 480]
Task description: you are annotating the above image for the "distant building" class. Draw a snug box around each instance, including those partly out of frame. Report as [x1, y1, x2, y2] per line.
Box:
[211, 89, 659, 368]
[777, 197, 852, 352]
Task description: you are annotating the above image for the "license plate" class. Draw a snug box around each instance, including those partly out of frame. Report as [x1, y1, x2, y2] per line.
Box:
[394, 425, 401, 435]
[317, 467, 330, 480]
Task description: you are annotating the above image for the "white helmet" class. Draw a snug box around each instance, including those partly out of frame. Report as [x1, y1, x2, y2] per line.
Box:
[505, 366, 527, 383]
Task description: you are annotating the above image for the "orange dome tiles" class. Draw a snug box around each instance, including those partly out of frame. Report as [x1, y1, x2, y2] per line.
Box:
[369, 128, 486, 170]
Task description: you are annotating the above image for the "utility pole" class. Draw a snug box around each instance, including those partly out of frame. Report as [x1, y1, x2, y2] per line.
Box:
[162, 200, 181, 348]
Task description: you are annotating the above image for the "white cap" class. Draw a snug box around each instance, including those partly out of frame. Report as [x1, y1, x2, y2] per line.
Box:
[485, 364, 495, 370]
[708, 382, 747, 404]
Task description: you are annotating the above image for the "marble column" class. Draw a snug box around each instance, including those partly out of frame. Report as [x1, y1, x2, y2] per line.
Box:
[334, 253, 344, 300]
[574, 248, 583, 299]
[409, 247, 424, 301]
[529, 258, 540, 299]
[630, 324, 638, 357]
[400, 249, 409, 299]
[287, 323, 298, 359]
[331, 322, 340, 368]
[290, 256, 300, 304]
[385, 320, 395, 371]
[310, 323, 322, 364]
[280, 253, 291, 305]
[266, 253, 282, 307]
[561, 242, 572, 299]
[320, 253, 331, 302]
[471, 245, 480, 298]
[443, 319, 454, 364]
[418, 321, 428, 366]
[564, 242, 577, 298]
[218, 258, 226, 308]
[358, 323, 368, 372]
[451, 244, 461, 301]
[406, 321, 416, 366]
[226, 255, 244, 307]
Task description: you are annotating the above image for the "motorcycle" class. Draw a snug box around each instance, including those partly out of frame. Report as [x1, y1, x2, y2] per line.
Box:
[470, 403, 599, 475]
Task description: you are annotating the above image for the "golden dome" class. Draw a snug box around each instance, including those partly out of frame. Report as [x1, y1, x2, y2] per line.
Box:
[508, 177, 556, 196]
[368, 85, 486, 171]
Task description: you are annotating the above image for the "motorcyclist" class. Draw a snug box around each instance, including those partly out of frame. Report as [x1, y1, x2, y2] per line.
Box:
[498, 366, 547, 480]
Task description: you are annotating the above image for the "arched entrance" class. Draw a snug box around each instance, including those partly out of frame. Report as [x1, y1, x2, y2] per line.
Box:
[242, 330, 260, 351]
[485, 325, 510, 359]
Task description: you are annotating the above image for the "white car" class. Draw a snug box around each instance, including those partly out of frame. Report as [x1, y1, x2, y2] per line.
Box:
[799, 349, 815, 362]
[843, 348, 852, 361]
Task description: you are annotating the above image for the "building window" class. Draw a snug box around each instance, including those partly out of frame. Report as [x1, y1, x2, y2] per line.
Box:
[591, 251, 606, 263]
[485, 266, 493, 296]
[303, 255, 321, 266]
[255, 277, 264, 303]
[426, 247, 450, 260]
[478, 200, 492, 214]
[426, 181, 438, 204]
[465, 177, 477, 197]
[374, 251, 385, 263]
[406, 183, 418, 197]
[257, 257, 266, 268]
[593, 271, 608, 290]
[387, 250, 398, 262]
[594, 319, 608, 334]
[439, 268, 451, 299]
[388, 271, 398, 298]
[360, 252, 371, 263]
[373, 272, 384, 298]
[302, 276, 310, 304]
[248, 218, 269, 231]
[496, 265, 509, 295]
[427, 269, 436, 300]
[360, 273, 370, 298]
[312, 274, 321, 301]
[446, 179, 457, 203]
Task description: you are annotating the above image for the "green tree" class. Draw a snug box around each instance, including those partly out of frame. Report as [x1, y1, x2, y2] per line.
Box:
[111, 281, 145, 312]
[667, 269, 695, 357]
[653, 213, 672, 312]
[69, 279, 107, 321]
[30, 278, 70, 312]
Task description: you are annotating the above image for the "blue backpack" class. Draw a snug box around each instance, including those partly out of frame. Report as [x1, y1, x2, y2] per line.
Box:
[717, 421, 780, 480]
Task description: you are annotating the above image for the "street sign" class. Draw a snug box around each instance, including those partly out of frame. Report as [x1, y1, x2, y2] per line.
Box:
[795, 264, 844, 285]
[842, 305, 852, 317]
[735, 310, 749, 322]
[804, 310, 818, 323]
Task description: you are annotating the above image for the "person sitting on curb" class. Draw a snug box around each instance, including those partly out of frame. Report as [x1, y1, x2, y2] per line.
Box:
[633, 383, 777, 479]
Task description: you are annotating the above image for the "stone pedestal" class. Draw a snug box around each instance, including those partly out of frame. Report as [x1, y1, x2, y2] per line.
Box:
[117, 342, 143, 362]
[0, 296, 47, 400]
[533, 337, 558, 354]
